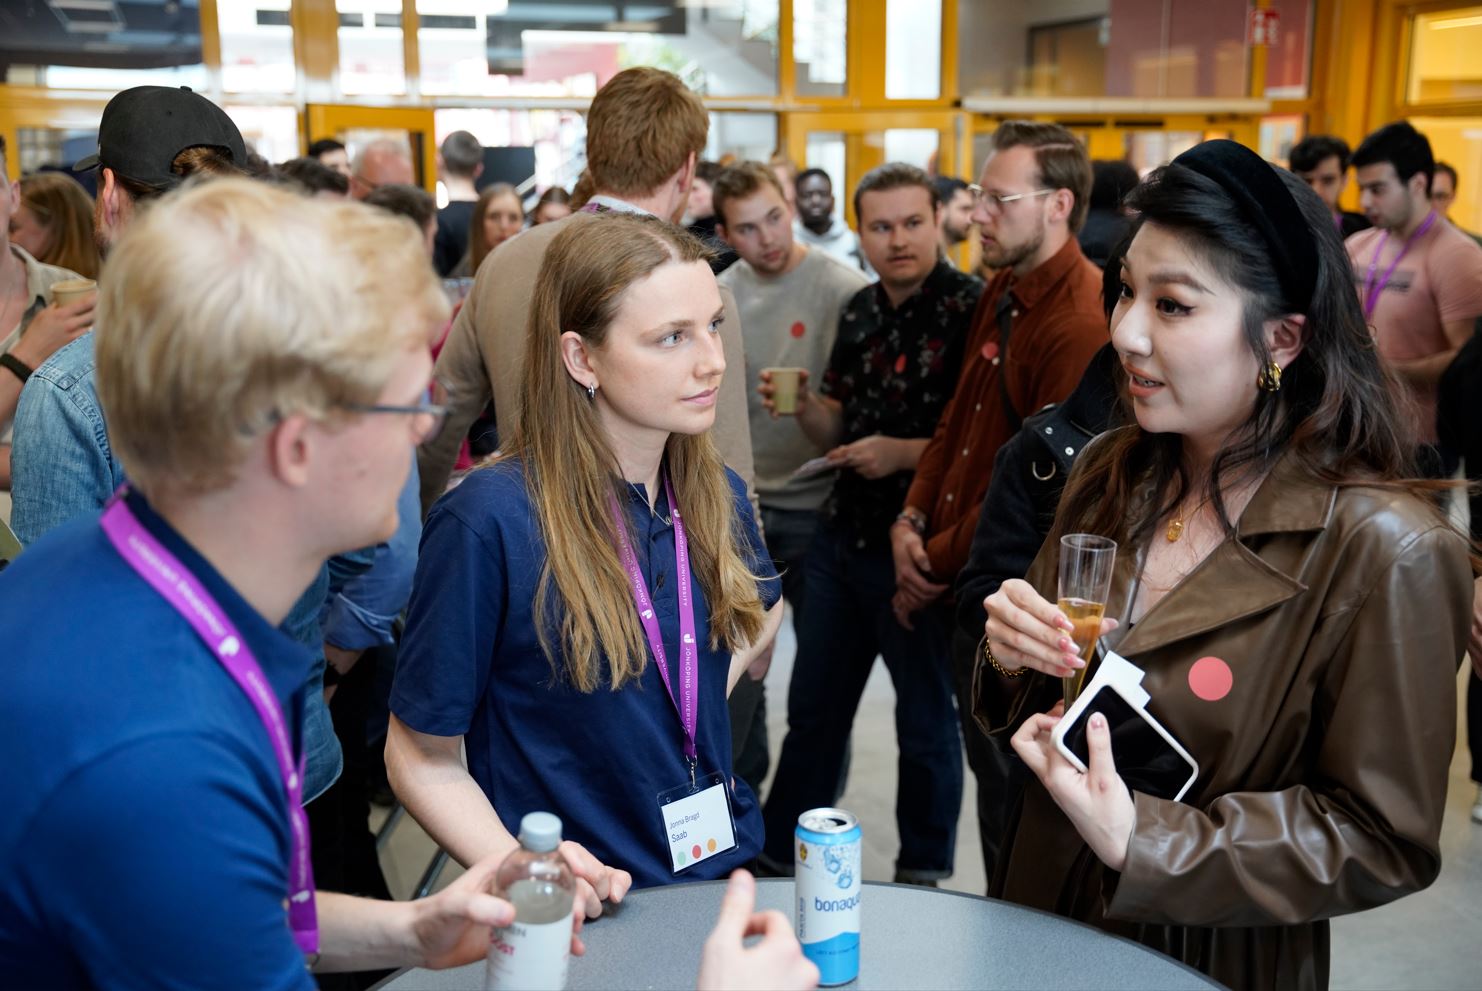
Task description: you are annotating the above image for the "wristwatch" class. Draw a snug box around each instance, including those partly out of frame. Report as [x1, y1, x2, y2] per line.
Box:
[893, 509, 927, 535]
[0, 352, 32, 384]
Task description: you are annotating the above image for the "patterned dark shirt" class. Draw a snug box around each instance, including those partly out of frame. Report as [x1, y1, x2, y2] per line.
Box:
[821, 260, 983, 545]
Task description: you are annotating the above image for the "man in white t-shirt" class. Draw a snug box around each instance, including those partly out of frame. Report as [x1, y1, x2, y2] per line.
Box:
[714, 160, 870, 791]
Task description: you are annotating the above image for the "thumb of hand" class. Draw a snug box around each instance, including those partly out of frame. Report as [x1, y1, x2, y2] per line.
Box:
[712, 870, 758, 941]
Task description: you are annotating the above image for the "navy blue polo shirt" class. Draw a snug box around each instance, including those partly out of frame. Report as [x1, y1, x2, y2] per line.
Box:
[0, 490, 314, 990]
[392, 458, 778, 888]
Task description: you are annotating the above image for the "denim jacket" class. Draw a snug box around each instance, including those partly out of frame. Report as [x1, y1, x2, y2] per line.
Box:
[10, 333, 421, 803]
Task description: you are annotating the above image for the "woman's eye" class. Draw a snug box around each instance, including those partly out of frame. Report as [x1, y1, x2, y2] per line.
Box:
[708, 318, 723, 334]
[661, 331, 684, 346]
[1117, 280, 1133, 300]
[1156, 297, 1192, 316]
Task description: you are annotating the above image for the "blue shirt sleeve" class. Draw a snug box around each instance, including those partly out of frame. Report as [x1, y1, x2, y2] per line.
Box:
[391, 496, 507, 737]
[322, 466, 423, 651]
[20, 735, 313, 991]
[10, 342, 123, 547]
[728, 468, 781, 609]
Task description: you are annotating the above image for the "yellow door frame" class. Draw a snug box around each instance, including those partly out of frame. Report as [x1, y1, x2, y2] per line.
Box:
[304, 104, 437, 194]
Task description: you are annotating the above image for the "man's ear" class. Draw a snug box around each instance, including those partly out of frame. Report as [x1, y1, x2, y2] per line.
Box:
[265, 413, 314, 489]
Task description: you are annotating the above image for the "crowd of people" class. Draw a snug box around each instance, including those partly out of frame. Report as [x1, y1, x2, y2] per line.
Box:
[0, 66, 1479, 991]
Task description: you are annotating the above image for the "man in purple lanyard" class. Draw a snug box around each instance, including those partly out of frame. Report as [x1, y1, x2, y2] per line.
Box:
[1347, 121, 1482, 477]
[0, 179, 813, 989]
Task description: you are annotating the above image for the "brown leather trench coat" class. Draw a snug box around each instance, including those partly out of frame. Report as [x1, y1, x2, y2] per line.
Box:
[973, 450, 1472, 991]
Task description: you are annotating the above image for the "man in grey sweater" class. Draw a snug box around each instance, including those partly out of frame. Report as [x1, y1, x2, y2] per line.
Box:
[715, 160, 870, 790]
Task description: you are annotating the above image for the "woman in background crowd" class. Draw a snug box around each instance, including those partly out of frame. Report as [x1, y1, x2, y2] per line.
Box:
[9, 172, 100, 279]
[531, 186, 572, 225]
[454, 182, 523, 277]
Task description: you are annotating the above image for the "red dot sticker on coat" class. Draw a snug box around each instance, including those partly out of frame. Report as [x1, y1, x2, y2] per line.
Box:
[1188, 656, 1233, 701]
[894, 354, 907, 374]
[980, 340, 1000, 362]
[790, 321, 806, 338]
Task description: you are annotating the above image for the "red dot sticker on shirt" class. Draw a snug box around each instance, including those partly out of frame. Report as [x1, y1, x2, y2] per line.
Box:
[790, 321, 806, 338]
[1188, 656, 1233, 701]
[980, 340, 1000, 362]
[894, 353, 907, 374]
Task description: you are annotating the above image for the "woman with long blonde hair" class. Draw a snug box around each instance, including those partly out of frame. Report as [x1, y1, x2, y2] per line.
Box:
[388, 211, 783, 894]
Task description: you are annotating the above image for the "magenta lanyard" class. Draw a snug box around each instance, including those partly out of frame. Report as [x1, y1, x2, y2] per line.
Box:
[609, 475, 700, 784]
[1362, 211, 1437, 319]
[100, 492, 318, 954]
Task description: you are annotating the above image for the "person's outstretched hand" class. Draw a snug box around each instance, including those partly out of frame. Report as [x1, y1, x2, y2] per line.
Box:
[697, 871, 819, 991]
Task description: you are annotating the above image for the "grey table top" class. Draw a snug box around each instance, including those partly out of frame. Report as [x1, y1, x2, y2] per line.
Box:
[373, 879, 1222, 990]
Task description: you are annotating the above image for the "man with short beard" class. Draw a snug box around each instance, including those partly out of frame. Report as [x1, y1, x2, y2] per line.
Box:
[889, 122, 1106, 879]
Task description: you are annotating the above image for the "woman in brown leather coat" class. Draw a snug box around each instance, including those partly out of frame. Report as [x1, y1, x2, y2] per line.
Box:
[975, 141, 1474, 991]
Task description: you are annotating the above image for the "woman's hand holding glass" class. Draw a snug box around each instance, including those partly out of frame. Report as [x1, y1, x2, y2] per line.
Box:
[982, 579, 1119, 679]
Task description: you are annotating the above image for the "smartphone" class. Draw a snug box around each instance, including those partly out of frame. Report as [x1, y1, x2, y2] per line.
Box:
[1053, 682, 1198, 802]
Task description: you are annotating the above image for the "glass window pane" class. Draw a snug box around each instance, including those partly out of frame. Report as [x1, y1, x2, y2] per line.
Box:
[416, 0, 778, 98]
[886, 0, 940, 100]
[338, 0, 407, 95]
[17, 126, 101, 179]
[707, 113, 779, 165]
[433, 108, 586, 208]
[219, 0, 296, 93]
[794, 0, 848, 97]
[883, 129, 939, 170]
[1126, 130, 1202, 175]
[224, 106, 301, 166]
[1407, 7, 1482, 105]
[1263, 0, 1312, 99]
[962, 0, 1252, 99]
[1410, 116, 1482, 232]
[1259, 114, 1305, 168]
[1, 0, 205, 90]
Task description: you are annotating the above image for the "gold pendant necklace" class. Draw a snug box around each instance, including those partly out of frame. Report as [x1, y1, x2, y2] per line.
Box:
[1165, 495, 1211, 542]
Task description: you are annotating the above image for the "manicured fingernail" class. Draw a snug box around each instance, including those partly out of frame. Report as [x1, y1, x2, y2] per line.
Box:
[1058, 637, 1074, 651]
[1058, 617, 1074, 631]
[1066, 655, 1084, 667]
[1090, 713, 1105, 729]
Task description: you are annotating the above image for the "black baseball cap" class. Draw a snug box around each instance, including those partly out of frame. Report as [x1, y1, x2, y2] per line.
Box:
[75, 86, 246, 189]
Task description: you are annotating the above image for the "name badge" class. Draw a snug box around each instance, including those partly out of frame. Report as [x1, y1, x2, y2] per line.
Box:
[657, 771, 738, 873]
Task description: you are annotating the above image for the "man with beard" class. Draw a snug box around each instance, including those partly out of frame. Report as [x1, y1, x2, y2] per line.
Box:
[888, 122, 1106, 878]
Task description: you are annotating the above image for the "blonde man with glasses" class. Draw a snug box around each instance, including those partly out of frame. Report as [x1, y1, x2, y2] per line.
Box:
[891, 121, 1108, 883]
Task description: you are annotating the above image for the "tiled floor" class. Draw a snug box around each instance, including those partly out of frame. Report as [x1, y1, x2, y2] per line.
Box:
[375, 608, 1482, 989]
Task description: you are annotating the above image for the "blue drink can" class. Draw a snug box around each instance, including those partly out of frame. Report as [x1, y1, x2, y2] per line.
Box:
[794, 808, 862, 986]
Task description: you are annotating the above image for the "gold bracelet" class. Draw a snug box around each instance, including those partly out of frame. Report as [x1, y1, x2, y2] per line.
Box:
[982, 636, 1027, 678]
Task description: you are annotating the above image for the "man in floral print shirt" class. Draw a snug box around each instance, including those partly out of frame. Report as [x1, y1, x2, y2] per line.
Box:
[758, 164, 981, 884]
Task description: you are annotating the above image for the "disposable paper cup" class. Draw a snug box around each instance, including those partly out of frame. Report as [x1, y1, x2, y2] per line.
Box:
[50, 279, 97, 308]
[764, 367, 805, 415]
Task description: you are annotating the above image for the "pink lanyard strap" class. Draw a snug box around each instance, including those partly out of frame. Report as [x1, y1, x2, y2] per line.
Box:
[610, 476, 700, 782]
[100, 492, 318, 954]
[1362, 211, 1436, 319]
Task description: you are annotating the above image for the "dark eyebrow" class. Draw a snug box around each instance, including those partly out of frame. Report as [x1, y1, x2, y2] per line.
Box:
[1122, 257, 1211, 294]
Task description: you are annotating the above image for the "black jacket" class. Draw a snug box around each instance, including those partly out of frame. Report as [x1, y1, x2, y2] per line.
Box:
[953, 342, 1120, 641]
[1438, 323, 1482, 541]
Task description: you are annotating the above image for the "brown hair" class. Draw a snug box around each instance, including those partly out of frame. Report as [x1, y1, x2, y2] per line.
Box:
[852, 162, 939, 223]
[17, 173, 101, 279]
[503, 212, 767, 692]
[364, 183, 436, 233]
[115, 145, 247, 202]
[467, 182, 523, 274]
[585, 68, 708, 199]
[711, 160, 786, 227]
[989, 120, 1093, 234]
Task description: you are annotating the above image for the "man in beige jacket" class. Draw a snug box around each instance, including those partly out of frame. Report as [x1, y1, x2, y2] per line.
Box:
[418, 68, 757, 516]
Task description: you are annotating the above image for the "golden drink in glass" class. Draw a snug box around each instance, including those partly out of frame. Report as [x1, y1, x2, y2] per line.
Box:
[1057, 596, 1106, 706]
[1057, 534, 1117, 708]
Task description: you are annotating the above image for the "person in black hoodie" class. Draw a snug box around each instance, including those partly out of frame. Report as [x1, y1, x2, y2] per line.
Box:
[948, 244, 1127, 885]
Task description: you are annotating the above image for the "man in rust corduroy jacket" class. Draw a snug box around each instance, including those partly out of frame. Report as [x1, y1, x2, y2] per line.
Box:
[889, 122, 1108, 880]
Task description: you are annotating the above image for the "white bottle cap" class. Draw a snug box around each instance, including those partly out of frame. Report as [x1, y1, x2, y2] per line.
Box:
[518, 812, 563, 853]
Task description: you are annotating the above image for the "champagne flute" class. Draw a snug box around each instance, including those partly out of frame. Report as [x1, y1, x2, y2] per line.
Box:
[1057, 534, 1117, 708]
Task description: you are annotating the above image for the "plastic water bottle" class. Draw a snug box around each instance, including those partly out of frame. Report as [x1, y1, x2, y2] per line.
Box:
[484, 812, 575, 991]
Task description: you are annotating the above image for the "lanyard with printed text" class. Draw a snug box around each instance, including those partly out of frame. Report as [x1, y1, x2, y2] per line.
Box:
[610, 475, 700, 785]
[1362, 211, 1437, 319]
[100, 490, 318, 955]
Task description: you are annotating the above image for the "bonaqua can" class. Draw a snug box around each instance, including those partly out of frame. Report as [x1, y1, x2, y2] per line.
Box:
[794, 807, 862, 986]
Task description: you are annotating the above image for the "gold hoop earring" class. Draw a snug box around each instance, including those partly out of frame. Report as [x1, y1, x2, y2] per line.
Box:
[1258, 360, 1282, 393]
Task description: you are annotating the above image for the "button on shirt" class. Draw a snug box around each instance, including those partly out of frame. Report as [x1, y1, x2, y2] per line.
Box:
[904, 237, 1106, 580]
[821, 260, 982, 546]
[0, 490, 314, 989]
[391, 459, 779, 888]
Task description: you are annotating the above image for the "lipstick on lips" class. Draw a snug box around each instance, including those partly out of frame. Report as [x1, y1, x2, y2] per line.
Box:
[1124, 364, 1165, 398]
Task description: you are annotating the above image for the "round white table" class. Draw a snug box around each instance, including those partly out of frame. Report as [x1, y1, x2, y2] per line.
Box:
[373, 879, 1223, 990]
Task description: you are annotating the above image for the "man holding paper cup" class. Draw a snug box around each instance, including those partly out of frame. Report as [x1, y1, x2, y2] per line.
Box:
[714, 160, 869, 790]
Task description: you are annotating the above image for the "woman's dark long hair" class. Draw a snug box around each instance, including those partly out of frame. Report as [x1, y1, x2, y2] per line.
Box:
[1058, 163, 1438, 545]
